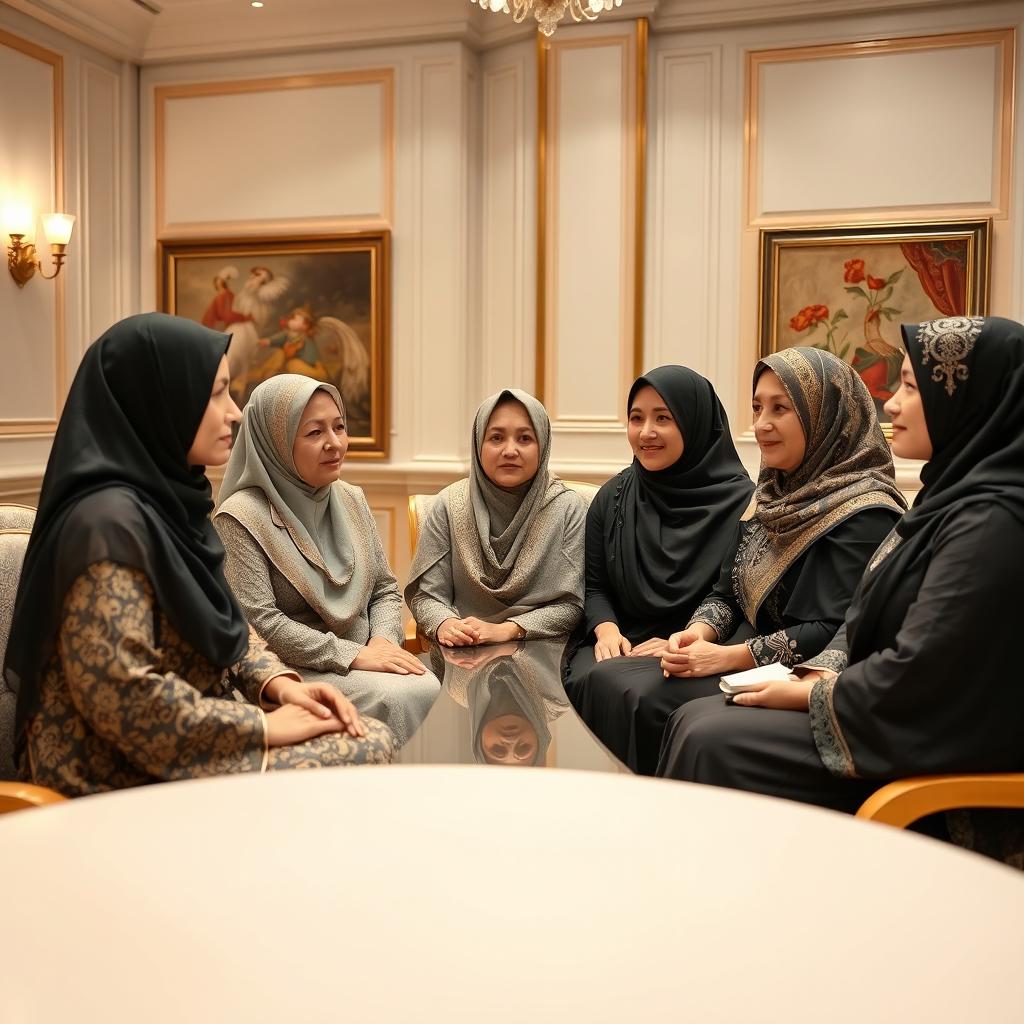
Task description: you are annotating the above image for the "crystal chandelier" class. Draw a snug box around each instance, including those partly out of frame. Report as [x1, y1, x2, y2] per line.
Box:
[471, 0, 623, 37]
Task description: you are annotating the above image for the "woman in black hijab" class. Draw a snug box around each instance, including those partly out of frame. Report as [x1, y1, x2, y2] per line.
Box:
[563, 367, 754, 735]
[575, 349, 905, 775]
[4, 313, 393, 797]
[658, 317, 1024, 862]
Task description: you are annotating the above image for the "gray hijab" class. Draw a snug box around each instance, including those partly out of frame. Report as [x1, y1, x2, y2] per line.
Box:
[215, 374, 354, 589]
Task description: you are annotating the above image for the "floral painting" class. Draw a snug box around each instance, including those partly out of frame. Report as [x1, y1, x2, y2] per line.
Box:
[159, 233, 390, 458]
[759, 222, 990, 423]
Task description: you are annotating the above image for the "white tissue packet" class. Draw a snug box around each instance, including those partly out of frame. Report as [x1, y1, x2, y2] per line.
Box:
[719, 662, 794, 695]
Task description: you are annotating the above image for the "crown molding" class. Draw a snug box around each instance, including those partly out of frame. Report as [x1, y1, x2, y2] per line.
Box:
[3, 0, 994, 65]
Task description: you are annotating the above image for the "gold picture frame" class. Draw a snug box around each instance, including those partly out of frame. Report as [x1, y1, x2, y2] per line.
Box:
[159, 232, 390, 459]
[758, 220, 991, 428]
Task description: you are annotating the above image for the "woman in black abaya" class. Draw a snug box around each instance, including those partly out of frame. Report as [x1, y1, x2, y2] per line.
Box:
[658, 317, 1024, 864]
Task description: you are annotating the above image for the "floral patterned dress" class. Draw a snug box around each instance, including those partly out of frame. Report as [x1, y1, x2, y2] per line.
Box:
[21, 561, 393, 797]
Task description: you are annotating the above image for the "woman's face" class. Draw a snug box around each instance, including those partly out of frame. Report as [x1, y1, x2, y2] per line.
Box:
[627, 384, 684, 471]
[187, 355, 241, 467]
[752, 369, 807, 474]
[480, 399, 540, 489]
[480, 714, 539, 766]
[291, 390, 349, 487]
[884, 354, 933, 461]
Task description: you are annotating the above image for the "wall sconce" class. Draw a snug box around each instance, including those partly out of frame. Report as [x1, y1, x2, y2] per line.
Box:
[4, 203, 75, 288]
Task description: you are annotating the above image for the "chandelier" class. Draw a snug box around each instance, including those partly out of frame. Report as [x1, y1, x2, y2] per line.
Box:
[471, 0, 623, 37]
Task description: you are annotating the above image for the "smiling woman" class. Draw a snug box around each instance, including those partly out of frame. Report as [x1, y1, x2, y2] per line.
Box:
[405, 389, 586, 661]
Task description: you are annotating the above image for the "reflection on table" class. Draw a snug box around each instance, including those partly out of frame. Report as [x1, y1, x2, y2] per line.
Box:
[397, 639, 624, 772]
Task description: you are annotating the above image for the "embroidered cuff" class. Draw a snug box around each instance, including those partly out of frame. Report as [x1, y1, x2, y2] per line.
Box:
[800, 648, 848, 677]
[256, 707, 270, 774]
[687, 597, 737, 643]
[746, 629, 799, 667]
[809, 678, 856, 779]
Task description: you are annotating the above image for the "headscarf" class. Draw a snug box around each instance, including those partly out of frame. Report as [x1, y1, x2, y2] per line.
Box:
[5, 313, 250, 740]
[405, 389, 583, 614]
[606, 365, 754, 624]
[737, 347, 907, 621]
[215, 375, 356, 618]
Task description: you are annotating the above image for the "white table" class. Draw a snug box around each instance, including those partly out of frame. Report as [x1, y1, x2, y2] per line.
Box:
[1, 767, 1021, 1023]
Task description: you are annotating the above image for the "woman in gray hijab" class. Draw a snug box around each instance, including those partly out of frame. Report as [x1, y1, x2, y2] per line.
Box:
[215, 374, 440, 747]
[405, 389, 585, 648]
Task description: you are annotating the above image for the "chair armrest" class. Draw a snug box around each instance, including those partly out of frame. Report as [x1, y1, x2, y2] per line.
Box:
[0, 781, 67, 814]
[856, 774, 1024, 829]
[403, 619, 427, 655]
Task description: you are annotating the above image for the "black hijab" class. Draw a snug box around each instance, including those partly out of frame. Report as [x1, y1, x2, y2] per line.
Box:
[844, 315, 1024, 659]
[607, 365, 754, 624]
[6, 313, 250, 740]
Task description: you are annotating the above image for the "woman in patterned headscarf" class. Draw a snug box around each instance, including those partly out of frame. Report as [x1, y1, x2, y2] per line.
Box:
[658, 318, 1024, 864]
[215, 375, 440, 748]
[405, 389, 586, 654]
[580, 347, 906, 775]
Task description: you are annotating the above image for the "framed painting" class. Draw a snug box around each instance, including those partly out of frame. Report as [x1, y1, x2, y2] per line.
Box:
[758, 221, 990, 425]
[159, 232, 390, 459]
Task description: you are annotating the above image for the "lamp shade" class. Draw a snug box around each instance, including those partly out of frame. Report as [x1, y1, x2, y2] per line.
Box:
[42, 213, 75, 246]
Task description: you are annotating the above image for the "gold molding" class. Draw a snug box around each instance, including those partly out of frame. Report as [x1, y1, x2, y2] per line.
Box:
[535, 21, 647, 411]
[746, 28, 1016, 227]
[154, 69, 396, 239]
[0, 29, 65, 437]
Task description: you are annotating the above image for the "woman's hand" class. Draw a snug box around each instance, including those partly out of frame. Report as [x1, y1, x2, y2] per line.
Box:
[272, 678, 366, 737]
[460, 617, 521, 645]
[629, 637, 669, 659]
[438, 617, 481, 647]
[594, 622, 631, 662]
[264, 703, 347, 747]
[352, 637, 427, 676]
[660, 632, 750, 679]
[731, 676, 814, 711]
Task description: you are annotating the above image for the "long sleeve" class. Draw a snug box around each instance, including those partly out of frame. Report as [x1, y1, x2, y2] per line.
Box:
[58, 561, 269, 780]
[810, 503, 1024, 780]
[510, 497, 585, 639]
[744, 508, 898, 668]
[408, 501, 461, 639]
[218, 514, 364, 672]
[583, 490, 620, 634]
[687, 525, 744, 641]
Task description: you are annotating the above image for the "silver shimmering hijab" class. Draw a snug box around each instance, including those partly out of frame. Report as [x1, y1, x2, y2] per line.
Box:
[406, 388, 582, 610]
[215, 374, 354, 595]
[738, 347, 907, 620]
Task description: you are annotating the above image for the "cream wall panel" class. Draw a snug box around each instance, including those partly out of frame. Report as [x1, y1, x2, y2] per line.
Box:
[159, 75, 390, 234]
[548, 40, 631, 426]
[81, 60, 121, 345]
[480, 53, 531, 394]
[647, 47, 721, 380]
[0, 32, 59, 425]
[755, 42, 1005, 217]
[409, 57, 471, 462]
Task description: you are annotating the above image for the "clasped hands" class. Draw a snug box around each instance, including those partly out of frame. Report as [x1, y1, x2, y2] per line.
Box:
[437, 616, 521, 648]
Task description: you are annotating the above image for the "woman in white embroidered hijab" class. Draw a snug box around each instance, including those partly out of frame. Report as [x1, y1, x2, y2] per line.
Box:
[215, 374, 439, 747]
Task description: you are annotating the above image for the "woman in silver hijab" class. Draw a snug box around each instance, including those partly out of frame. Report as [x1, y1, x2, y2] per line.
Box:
[405, 389, 585, 649]
[215, 374, 440, 747]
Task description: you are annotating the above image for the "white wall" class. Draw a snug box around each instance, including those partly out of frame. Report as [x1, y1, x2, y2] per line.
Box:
[0, 2, 137, 502]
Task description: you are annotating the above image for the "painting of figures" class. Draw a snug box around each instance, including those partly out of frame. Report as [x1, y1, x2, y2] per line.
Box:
[160, 232, 390, 458]
[759, 222, 990, 425]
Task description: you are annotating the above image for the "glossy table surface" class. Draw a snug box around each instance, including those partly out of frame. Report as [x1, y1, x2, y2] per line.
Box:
[396, 638, 624, 772]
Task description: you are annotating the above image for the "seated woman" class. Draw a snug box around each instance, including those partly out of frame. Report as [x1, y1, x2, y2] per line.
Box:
[6, 314, 393, 798]
[214, 375, 440, 748]
[577, 348, 906, 775]
[658, 318, 1024, 861]
[563, 365, 753, 701]
[405, 390, 585, 655]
